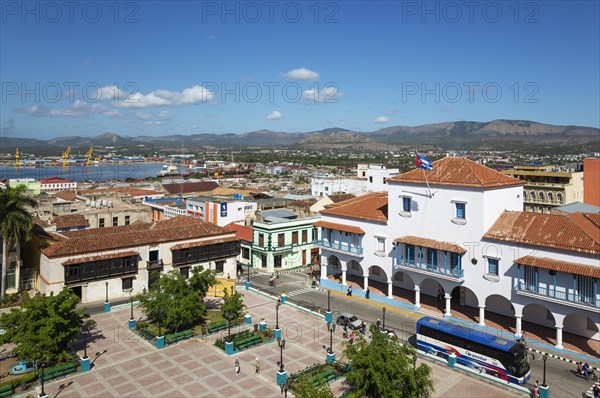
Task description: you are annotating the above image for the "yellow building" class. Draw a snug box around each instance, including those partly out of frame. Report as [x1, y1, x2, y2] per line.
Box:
[502, 165, 584, 213]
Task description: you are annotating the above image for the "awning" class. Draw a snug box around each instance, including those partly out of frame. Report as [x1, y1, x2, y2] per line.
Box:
[62, 250, 139, 266]
[515, 256, 600, 278]
[313, 221, 365, 235]
[393, 236, 466, 254]
[170, 236, 239, 251]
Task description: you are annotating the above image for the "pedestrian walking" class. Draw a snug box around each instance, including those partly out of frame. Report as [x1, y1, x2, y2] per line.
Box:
[365, 288, 370, 299]
[360, 321, 366, 334]
[235, 358, 240, 376]
[347, 285, 353, 297]
[255, 358, 260, 374]
[532, 380, 539, 398]
[349, 331, 355, 344]
[592, 382, 600, 398]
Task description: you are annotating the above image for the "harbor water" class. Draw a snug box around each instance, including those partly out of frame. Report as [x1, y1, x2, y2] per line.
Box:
[0, 163, 166, 182]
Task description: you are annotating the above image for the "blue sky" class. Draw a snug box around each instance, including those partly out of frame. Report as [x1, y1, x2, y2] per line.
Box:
[1, 1, 598, 139]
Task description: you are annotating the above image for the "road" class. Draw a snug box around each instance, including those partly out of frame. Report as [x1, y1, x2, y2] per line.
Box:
[250, 270, 595, 398]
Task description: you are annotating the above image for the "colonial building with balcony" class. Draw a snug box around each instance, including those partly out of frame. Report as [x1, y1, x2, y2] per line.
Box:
[317, 157, 599, 346]
[34, 216, 240, 303]
[501, 165, 584, 214]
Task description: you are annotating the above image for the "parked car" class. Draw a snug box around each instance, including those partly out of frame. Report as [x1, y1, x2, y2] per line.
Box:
[336, 313, 362, 330]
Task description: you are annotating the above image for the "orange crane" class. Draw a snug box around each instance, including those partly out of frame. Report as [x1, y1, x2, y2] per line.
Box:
[85, 146, 93, 167]
[62, 146, 71, 168]
[14, 147, 20, 168]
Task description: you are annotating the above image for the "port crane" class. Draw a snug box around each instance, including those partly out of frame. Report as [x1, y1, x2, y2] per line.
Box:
[14, 147, 20, 168]
[62, 146, 71, 168]
[85, 147, 93, 167]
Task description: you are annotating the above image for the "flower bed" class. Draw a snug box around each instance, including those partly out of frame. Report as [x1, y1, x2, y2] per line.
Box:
[214, 328, 273, 351]
[289, 361, 349, 387]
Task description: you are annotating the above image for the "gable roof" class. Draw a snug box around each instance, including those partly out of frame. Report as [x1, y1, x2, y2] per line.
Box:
[42, 216, 234, 258]
[53, 190, 78, 202]
[515, 256, 600, 278]
[388, 157, 523, 189]
[328, 194, 356, 203]
[321, 192, 388, 223]
[225, 223, 253, 242]
[53, 213, 90, 230]
[40, 177, 73, 184]
[313, 220, 365, 235]
[483, 211, 600, 255]
[78, 187, 162, 197]
[162, 181, 221, 195]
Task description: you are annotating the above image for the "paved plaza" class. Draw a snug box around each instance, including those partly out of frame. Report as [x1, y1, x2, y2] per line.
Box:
[36, 288, 527, 397]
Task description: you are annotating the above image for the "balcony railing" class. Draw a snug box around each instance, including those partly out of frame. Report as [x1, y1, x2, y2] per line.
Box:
[147, 259, 164, 270]
[251, 241, 313, 253]
[395, 258, 464, 280]
[314, 240, 363, 256]
[515, 284, 599, 308]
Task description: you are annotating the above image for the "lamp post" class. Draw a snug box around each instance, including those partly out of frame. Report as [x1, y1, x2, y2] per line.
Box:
[413, 354, 417, 371]
[130, 297, 134, 320]
[280, 380, 290, 397]
[105, 281, 108, 303]
[36, 357, 50, 398]
[277, 337, 286, 373]
[328, 323, 336, 354]
[382, 307, 387, 331]
[542, 353, 548, 387]
[275, 303, 280, 330]
[104, 281, 110, 312]
[327, 289, 331, 312]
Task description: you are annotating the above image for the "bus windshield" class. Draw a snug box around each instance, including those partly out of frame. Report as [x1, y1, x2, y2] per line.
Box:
[515, 350, 530, 377]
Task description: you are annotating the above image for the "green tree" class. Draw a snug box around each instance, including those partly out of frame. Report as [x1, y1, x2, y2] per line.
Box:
[138, 269, 205, 333]
[292, 373, 334, 398]
[342, 326, 434, 398]
[0, 186, 38, 299]
[188, 266, 218, 297]
[0, 288, 92, 364]
[221, 288, 246, 339]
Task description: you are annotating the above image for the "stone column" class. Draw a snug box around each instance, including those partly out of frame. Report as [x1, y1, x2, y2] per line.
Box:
[363, 275, 369, 291]
[555, 325, 564, 349]
[444, 293, 452, 317]
[478, 305, 486, 326]
[414, 285, 421, 309]
[387, 282, 393, 299]
[515, 315, 522, 338]
[342, 269, 347, 286]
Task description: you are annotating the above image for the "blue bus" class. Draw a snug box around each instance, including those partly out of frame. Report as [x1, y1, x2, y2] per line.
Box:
[416, 317, 530, 385]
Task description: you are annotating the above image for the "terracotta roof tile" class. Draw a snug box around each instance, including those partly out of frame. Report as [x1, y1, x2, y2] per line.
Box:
[54, 190, 77, 202]
[484, 211, 600, 255]
[170, 236, 239, 250]
[211, 187, 263, 196]
[79, 187, 162, 197]
[393, 236, 467, 254]
[42, 216, 234, 258]
[314, 220, 365, 235]
[388, 157, 523, 189]
[225, 223, 253, 242]
[328, 194, 356, 203]
[53, 214, 90, 230]
[41, 177, 73, 184]
[515, 255, 600, 278]
[289, 199, 318, 209]
[320, 192, 388, 223]
[62, 250, 139, 266]
[162, 181, 221, 195]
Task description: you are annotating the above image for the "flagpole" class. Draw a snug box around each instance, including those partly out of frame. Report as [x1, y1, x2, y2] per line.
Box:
[416, 150, 433, 198]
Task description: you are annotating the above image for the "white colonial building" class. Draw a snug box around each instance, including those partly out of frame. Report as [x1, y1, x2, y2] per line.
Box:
[317, 157, 599, 347]
[35, 216, 239, 303]
[40, 177, 77, 193]
[311, 164, 400, 197]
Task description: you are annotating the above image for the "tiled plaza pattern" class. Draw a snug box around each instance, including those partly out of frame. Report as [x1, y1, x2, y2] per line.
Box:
[38, 289, 526, 397]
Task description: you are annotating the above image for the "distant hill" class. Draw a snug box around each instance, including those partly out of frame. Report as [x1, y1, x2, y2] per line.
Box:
[3, 120, 598, 152]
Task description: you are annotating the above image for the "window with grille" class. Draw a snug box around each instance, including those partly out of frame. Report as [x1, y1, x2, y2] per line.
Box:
[487, 258, 499, 276]
[122, 277, 133, 290]
[455, 203, 466, 219]
[402, 197, 411, 212]
[406, 245, 415, 262]
[428, 249, 438, 269]
[292, 231, 298, 244]
[524, 265, 536, 291]
[113, 216, 118, 227]
[576, 275, 595, 304]
[278, 233, 284, 247]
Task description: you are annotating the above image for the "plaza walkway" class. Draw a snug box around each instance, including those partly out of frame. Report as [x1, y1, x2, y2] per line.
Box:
[36, 289, 526, 398]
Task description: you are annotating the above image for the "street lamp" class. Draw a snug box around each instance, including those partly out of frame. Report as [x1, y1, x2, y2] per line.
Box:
[82, 326, 88, 359]
[35, 357, 50, 398]
[275, 303, 280, 330]
[130, 296, 134, 321]
[413, 354, 417, 371]
[327, 289, 331, 312]
[382, 307, 387, 331]
[280, 380, 290, 397]
[327, 323, 336, 354]
[277, 337, 286, 372]
[225, 313, 232, 342]
[105, 281, 109, 303]
[542, 353, 548, 387]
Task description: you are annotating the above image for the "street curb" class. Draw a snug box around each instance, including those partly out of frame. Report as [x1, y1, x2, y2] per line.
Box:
[527, 347, 600, 372]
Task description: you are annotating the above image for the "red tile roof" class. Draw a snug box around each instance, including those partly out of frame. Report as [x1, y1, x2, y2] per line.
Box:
[41, 177, 73, 184]
[42, 216, 235, 258]
[515, 255, 600, 278]
[62, 250, 139, 266]
[289, 199, 318, 209]
[78, 187, 162, 197]
[53, 214, 90, 230]
[328, 194, 356, 203]
[484, 211, 600, 255]
[54, 190, 77, 202]
[313, 220, 365, 235]
[320, 192, 388, 223]
[225, 223, 253, 242]
[393, 236, 467, 254]
[162, 181, 221, 195]
[388, 157, 523, 189]
[170, 236, 239, 250]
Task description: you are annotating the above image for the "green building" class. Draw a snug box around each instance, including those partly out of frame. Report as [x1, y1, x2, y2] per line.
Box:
[9, 179, 41, 195]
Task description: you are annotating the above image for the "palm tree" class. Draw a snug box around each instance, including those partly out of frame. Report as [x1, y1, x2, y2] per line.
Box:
[0, 185, 38, 299]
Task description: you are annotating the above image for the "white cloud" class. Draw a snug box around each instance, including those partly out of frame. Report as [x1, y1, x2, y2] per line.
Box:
[192, 124, 199, 129]
[266, 111, 283, 120]
[373, 116, 390, 123]
[15, 100, 114, 118]
[116, 85, 214, 108]
[302, 86, 342, 103]
[281, 68, 320, 81]
[136, 110, 174, 123]
[143, 121, 163, 126]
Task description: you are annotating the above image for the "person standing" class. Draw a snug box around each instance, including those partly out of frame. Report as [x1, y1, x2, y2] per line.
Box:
[365, 288, 370, 299]
[255, 358, 260, 374]
[532, 380, 539, 398]
[235, 358, 240, 376]
[592, 382, 599, 398]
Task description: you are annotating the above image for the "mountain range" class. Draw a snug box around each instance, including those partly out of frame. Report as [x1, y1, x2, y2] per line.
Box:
[2, 120, 598, 152]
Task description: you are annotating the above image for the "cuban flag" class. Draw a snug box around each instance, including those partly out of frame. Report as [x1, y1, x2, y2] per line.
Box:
[416, 153, 433, 171]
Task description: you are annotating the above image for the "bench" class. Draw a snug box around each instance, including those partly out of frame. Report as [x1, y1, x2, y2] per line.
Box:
[231, 330, 251, 341]
[0, 384, 12, 398]
[165, 329, 193, 344]
[207, 321, 228, 334]
[139, 329, 155, 341]
[235, 335, 262, 350]
[313, 369, 334, 385]
[40, 363, 76, 383]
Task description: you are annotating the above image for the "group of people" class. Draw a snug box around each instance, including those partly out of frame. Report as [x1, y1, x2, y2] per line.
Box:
[234, 358, 261, 376]
[578, 361, 595, 380]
